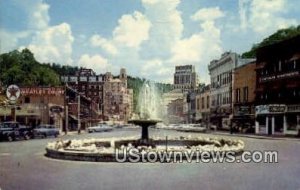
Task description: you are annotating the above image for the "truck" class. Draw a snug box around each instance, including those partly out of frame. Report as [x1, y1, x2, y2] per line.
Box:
[0, 121, 33, 142]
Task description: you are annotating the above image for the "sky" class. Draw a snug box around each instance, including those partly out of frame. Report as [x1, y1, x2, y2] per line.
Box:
[0, 0, 299, 84]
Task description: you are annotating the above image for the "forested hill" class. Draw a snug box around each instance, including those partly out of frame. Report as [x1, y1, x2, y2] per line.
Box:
[242, 25, 300, 58]
[0, 49, 172, 111]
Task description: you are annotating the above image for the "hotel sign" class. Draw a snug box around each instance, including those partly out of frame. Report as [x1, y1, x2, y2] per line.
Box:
[256, 104, 286, 114]
[260, 71, 299, 83]
[21, 87, 64, 96]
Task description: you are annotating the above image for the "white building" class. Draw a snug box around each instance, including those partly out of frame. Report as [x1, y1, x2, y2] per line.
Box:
[208, 52, 255, 128]
[173, 65, 198, 90]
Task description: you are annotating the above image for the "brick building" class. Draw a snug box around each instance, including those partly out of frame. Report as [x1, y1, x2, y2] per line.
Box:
[255, 35, 300, 135]
[208, 52, 255, 129]
[196, 85, 210, 126]
[0, 87, 65, 129]
[61, 68, 133, 123]
[232, 61, 256, 132]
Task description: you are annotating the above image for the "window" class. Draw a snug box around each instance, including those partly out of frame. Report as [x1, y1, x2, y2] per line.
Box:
[236, 88, 240, 103]
[201, 97, 205, 109]
[197, 98, 200, 110]
[25, 97, 30, 103]
[243, 87, 248, 102]
[207, 96, 209, 108]
[278, 61, 281, 72]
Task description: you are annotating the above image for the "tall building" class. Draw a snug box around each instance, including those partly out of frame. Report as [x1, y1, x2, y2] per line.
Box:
[103, 69, 133, 122]
[208, 52, 255, 129]
[173, 65, 198, 90]
[61, 68, 133, 123]
[255, 35, 300, 135]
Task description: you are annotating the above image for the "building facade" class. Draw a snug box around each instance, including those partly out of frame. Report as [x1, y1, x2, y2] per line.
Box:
[0, 87, 65, 129]
[208, 52, 255, 129]
[232, 61, 256, 132]
[255, 35, 300, 135]
[196, 85, 210, 126]
[61, 68, 133, 123]
[173, 65, 198, 90]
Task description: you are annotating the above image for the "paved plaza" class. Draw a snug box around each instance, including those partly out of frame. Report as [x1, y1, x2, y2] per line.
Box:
[1, 128, 300, 190]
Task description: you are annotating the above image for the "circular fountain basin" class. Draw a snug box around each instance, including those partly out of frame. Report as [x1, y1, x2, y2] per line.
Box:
[45, 136, 245, 162]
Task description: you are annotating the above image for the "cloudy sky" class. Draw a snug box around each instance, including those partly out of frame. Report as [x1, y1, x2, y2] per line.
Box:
[1, 0, 299, 83]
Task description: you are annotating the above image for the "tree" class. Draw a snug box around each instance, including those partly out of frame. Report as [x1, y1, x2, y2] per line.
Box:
[242, 25, 300, 58]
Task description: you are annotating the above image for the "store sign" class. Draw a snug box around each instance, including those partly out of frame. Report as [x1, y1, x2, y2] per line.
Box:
[236, 106, 251, 115]
[287, 105, 300, 113]
[50, 105, 63, 113]
[255, 104, 286, 114]
[21, 87, 64, 96]
[6, 84, 21, 102]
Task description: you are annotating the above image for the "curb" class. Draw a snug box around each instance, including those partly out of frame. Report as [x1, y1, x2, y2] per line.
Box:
[212, 132, 300, 141]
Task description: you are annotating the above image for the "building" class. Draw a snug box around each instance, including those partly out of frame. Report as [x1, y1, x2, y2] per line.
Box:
[0, 87, 65, 130]
[167, 98, 185, 124]
[255, 35, 300, 135]
[61, 68, 133, 124]
[173, 65, 198, 90]
[196, 85, 210, 126]
[103, 69, 133, 122]
[208, 52, 255, 129]
[232, 61, 256, 132]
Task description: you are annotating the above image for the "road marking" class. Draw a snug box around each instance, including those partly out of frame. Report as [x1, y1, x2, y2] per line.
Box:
[0, 153, 11, 156]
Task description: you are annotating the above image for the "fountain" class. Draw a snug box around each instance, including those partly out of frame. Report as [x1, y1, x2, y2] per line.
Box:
[45, 81, 245, 162]
[128, 82, 162, 146]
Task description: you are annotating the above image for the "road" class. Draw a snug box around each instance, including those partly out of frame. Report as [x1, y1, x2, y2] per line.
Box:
[1, 128, 300, 190]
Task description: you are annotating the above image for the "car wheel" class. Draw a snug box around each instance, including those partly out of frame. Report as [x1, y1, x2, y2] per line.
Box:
[7, 135, 13, 142]
[24, 134, 30, 140]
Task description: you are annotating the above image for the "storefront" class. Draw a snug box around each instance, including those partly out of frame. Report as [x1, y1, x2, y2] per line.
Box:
[255, 104, 300, 135]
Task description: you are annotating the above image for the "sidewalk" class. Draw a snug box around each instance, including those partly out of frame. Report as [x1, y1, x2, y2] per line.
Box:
[212, 131, 300, 141]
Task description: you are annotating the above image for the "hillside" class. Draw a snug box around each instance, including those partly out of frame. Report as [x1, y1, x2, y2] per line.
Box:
[0, 49, 172, 111]
[242, 25, 300, 58]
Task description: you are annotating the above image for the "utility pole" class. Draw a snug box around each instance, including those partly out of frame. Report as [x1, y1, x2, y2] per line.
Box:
[78, 94, 81, 134]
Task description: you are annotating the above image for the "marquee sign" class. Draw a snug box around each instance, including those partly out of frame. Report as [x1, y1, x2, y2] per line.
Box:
[20, 87, 64, 96]
[255, 104, 286, 115]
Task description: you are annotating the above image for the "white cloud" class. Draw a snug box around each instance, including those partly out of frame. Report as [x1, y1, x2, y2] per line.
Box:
[239, 0, 297, 34]
[78, 54, 113, 73]
[90, 34, 118, 55]
[140, 0, 183, 59]
[191, 7, 224, 21]
[113, 11, 151, 48]
[27, 23, 74, 65]
[141, 59, 173, 83]
[169, 7, 224, 83]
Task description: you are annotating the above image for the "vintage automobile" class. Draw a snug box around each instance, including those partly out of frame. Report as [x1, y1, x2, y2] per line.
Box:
[0, 121, 33, 141]
[33, 124, 60, 138]
[87, 124, 113, 133]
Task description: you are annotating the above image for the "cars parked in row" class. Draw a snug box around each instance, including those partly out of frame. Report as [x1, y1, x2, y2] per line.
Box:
[0, 121, 33, 141]
[0, 122, 60, 142]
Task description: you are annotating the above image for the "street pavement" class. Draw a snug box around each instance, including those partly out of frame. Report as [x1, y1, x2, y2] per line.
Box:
[1, 128, 300, 190]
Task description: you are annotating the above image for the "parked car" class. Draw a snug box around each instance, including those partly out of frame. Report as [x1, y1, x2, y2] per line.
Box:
[33, 124, 60, 138]
[0, 121, 33, 141]
[87, 124, 113, 133]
